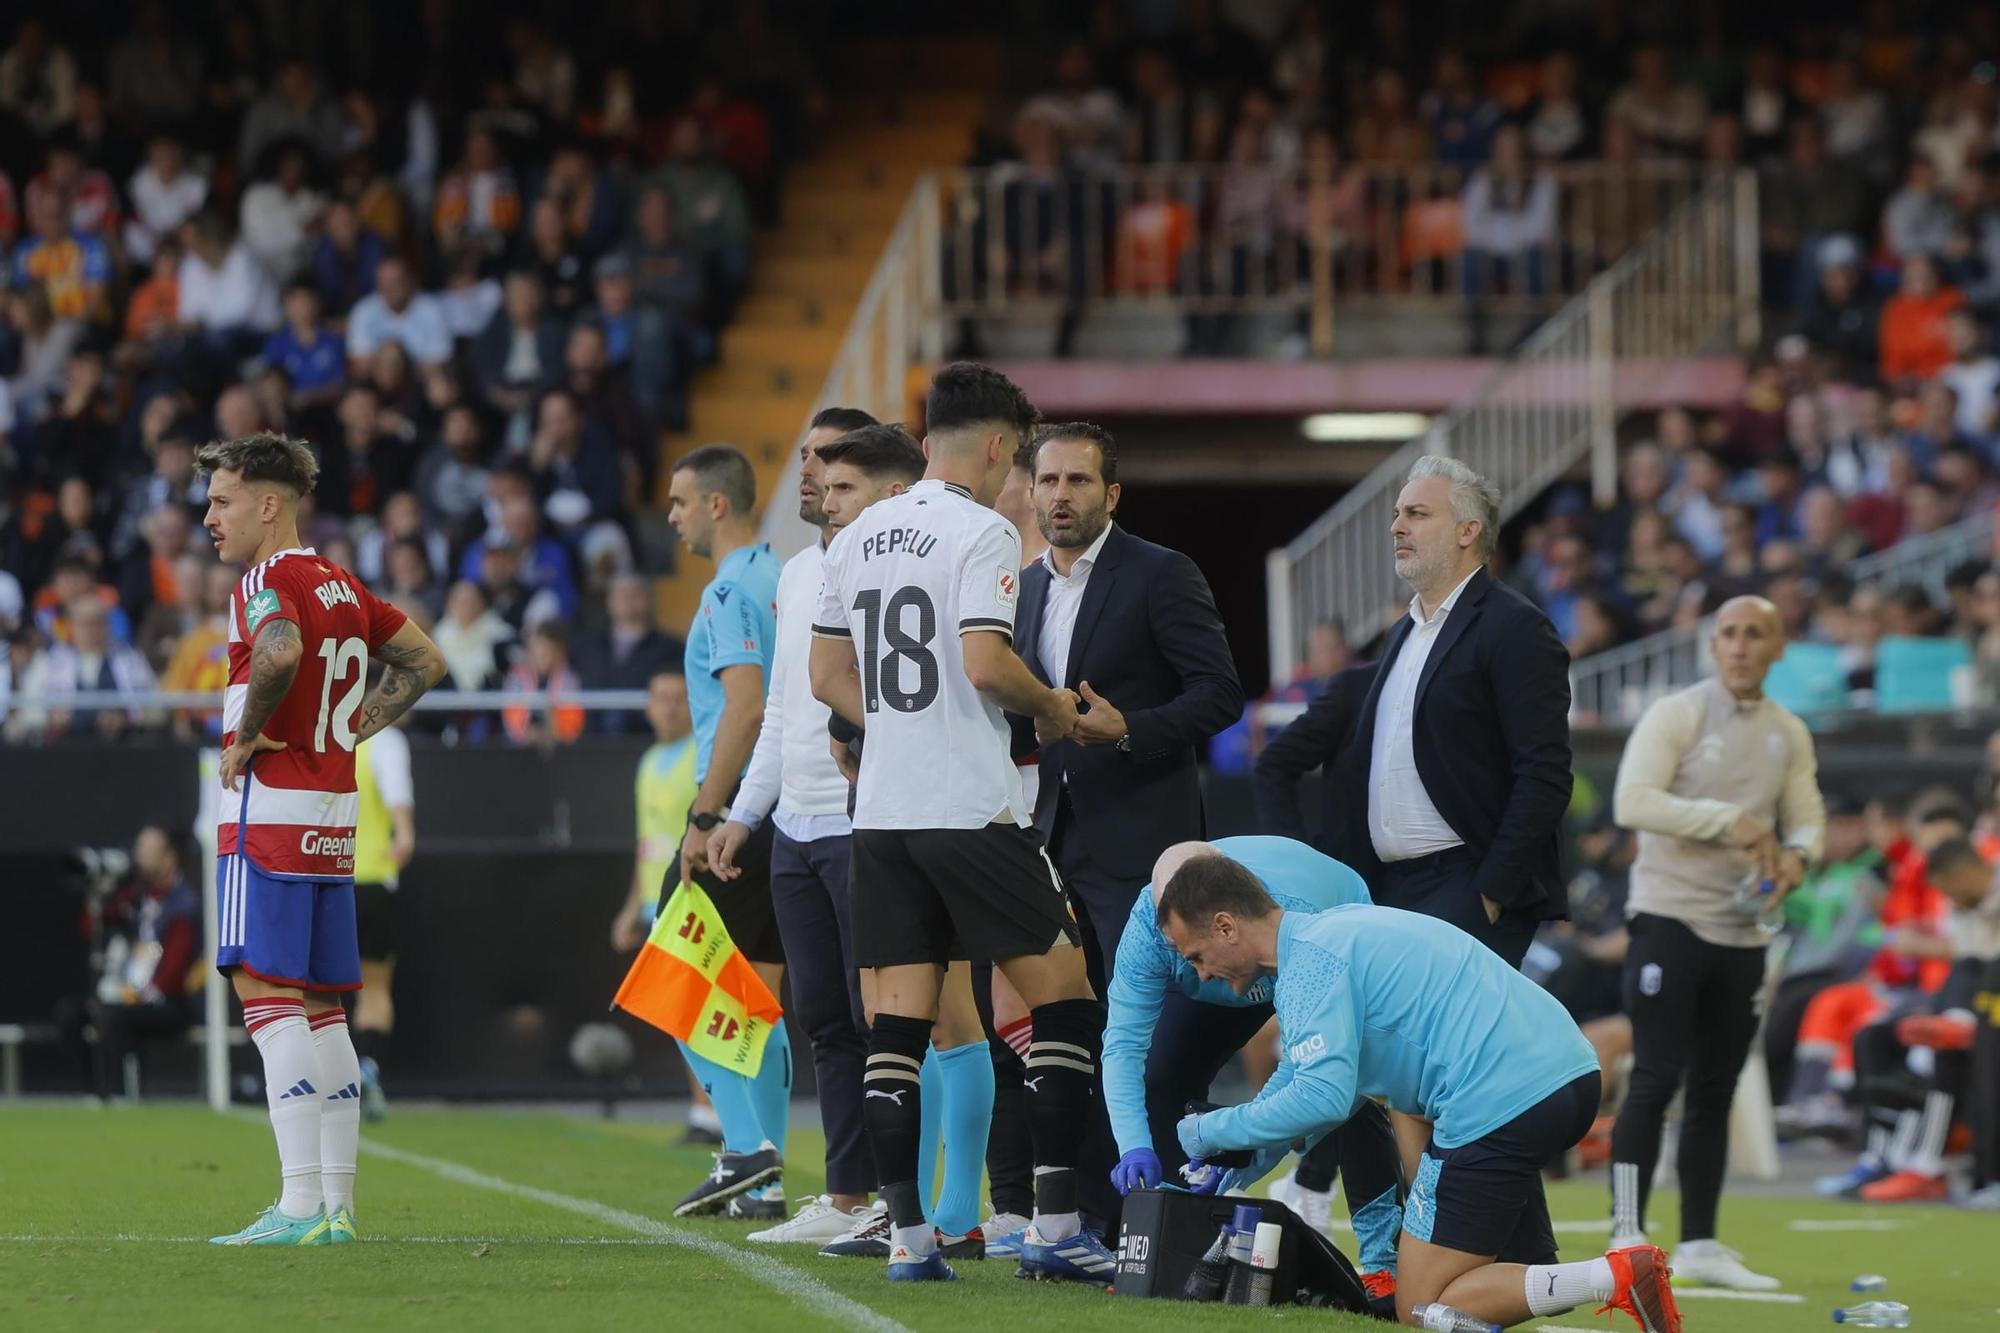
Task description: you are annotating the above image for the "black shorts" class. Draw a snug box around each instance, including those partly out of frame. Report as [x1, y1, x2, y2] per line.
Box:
[354, 882, 397, 962]
[849, 822, 1081, 968]
[1402, 1071, 1601, 1262]
[690, 815, 785, 966]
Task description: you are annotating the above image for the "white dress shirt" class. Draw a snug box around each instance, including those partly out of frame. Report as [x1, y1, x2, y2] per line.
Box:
[733, 540, 853, 842]
[1367, 567, 1481, 861]
[1035, 522, 1113, 689]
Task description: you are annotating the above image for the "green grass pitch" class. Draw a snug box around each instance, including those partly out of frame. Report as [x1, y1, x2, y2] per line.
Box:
[1, 1102, 1993, 1331]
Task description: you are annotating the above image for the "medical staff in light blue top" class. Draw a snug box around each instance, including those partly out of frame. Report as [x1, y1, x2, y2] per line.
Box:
[1103, 836, 1404, 1287]
[1156, 851, 1678, 1333]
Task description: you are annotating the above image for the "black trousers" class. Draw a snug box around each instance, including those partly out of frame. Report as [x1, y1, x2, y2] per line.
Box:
[91, 1000, 194, 1098]
[1974, 958, 2000, 1189]
[1608, 913, 1765, 1242]
[1376, 846, 1538, 969]
[769, 830, 872, 1196]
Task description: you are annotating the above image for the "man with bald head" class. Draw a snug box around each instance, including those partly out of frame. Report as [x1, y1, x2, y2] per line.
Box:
[1608, 595, 1826, 1290]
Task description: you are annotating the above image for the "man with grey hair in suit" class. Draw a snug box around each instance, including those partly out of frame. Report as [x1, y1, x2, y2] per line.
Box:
[1346, 455, 1574, 970]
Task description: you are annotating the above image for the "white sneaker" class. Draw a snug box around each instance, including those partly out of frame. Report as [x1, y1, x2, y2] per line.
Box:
[1962, 1183, 2000, 1210]
[1669, 1238, 1780, 1291]
[748, 1195, 873, 1245]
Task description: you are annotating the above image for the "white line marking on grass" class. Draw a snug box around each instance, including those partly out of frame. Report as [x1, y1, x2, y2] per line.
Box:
[1787, 1219, 1913, 1232]
[1673, 1288, 1806, 1303]
[361, 1140, 909, 1333]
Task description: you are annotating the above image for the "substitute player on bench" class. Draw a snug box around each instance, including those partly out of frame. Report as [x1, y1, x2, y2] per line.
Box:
[1160, 851, 1679, 1332]
[199, 433, 446, 1246]
[809, 362, 1108, 1284]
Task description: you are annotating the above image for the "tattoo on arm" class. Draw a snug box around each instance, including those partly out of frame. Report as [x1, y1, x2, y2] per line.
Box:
[237, 619, 302, 742]
[353, 639, 442, 745]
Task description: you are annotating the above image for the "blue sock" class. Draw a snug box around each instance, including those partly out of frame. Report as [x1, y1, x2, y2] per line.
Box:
[931, 1040, 994, 1237]
[917, 1046, 944, 1219]
[677, 1040, 765, 1155]
[748, 1017, 792, 1158]
[1351, 1182, 1402, 1274]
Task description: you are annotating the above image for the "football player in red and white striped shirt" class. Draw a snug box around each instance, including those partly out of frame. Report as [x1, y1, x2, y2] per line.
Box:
[198, 433, 446, 1247]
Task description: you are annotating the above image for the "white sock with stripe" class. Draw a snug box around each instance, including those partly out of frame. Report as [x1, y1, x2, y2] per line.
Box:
[244, 997, 322, 1218]
[309, 1007, 362, 1213]
[1525, 1257, 1615, 1315]
[1610, 1160, 1644, 1237]
[1910, 1090, 1954, 1176]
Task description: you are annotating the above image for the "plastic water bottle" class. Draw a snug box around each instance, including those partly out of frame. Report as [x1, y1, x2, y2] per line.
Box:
[1832, 1301, 1912, 1328]
[1850, 1275, 1889, 1293]
[1732, 872, 1785, 936]
[1245, 1221, 1282, 1306]
[1409, 1304, 1504, 1333]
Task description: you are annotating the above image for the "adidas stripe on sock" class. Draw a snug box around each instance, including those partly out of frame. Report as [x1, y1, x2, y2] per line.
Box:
[309, 1008, 361, 1213]
[244, 997, 322, 1218]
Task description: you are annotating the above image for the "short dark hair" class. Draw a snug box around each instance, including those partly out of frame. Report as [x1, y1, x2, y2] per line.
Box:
[1012, 439, 1037, 472]
[816, 423, 927, 485]
[531, 619, 569, 649]
[1155, 854, 1278, 933]
[195, 432, 320, 496]
[810, 406, 879, 434]
[1031, 421, 1118, 485]
[673, 443, 757, 516]
[1927, 835, 1987, 879]
[925, 361, 1038, 437]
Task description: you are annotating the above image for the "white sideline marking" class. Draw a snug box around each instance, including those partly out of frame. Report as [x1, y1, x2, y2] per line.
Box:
[1787, 1219, 1913, 1232]
[361, 1140, 909, 1333]
[1673, 1288, 1807, 1304]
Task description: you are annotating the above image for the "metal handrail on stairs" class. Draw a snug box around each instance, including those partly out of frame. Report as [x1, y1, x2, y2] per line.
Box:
[1263, 169, 1760, 683]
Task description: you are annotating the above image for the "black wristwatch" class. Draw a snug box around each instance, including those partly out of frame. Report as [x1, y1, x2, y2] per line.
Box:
[689, 811, 722, 832]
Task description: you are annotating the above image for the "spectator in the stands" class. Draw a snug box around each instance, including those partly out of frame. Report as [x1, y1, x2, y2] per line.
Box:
[1124, 44, 1196, 167]
[121, 238, 181, 349]
[239, 140, 325, 285]
[238, 59, 343, 173]
[176, 211, 279, 359]
[10, 593, 155, 741]
[432, 126, 522, 262]
[260, 281, 346, 411]
[158, 560, 234, 740]
[1023, 40, 1123, 172]
[1884, 155, 1956, 261]
[381, 536, 446, 621]
[434, 245, 503, 344]
[461, 481, 579, 620]
[319, 383, 415, 519]
[1598, 442, 1672, 558]
[115, 503, 191, 627]
[650, 118, 752, 314]
[1798, 235, 1880, 378]
[311, 199, 385, 320]
[1732, 47, 1799, 164]
[40, 348, 119, 487]
[414, 402, 492, 546]
[474, 268, 563, 441]
[13, 185, 109, 324]
[435, 578, 514, 690]
[1939, 310, 2000, 440]
[626, 185, 708, 327]
[123, 133, 206, 266]
[1818, 57, 1893, 182]
[1826, 387, 1896, 498]
[501, 619, 585, 744]
[528, 386, 624, 543]
[544, 142, 625, 261]
[1607, 45, 1706, 158]
[520, 194, 588, 319]
[1880, 254, 1964, 386]
[1523, 50, 1590, 162]
[556, 321, 647, 480]
[0, 20, 78, 138]
[1762, 119, 1868, 311]
[1461, 123, 1558, 344]
[1425, 46, 1502, 167]
[574, 571, 682, 734]
[346, 254, 451, 367]
[1903, 479, 1957, 540]
[356, 490, 448, 588]
[1349, 67, 1430, 166]
[27, 137, 116, 240]
[1753, 450, 1807, 545]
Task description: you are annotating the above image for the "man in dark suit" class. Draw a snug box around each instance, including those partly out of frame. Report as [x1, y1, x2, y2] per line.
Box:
[1012, 422, 1243, 994]
[574, 572, 684, 734]
[1349, 455, 1573, 968]
[1252, 662, 1377, 862]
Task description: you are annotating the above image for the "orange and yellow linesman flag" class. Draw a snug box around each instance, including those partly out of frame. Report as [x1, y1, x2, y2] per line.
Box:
[613, 880, 782, 1076]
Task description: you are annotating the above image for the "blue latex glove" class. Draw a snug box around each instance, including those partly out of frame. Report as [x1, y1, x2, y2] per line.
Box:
[1176, 1113, 1210, 1163]
[1182, 1160, 1225, 1195]
[1220, 1146, 1287, 1196]
[1111, 1147, 1163, 1196]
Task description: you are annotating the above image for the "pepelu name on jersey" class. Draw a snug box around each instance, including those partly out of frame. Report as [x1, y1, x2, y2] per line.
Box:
[859, 527, 938, 561]
[313, 579, 359, 611]
[300, 831, 356, 860]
